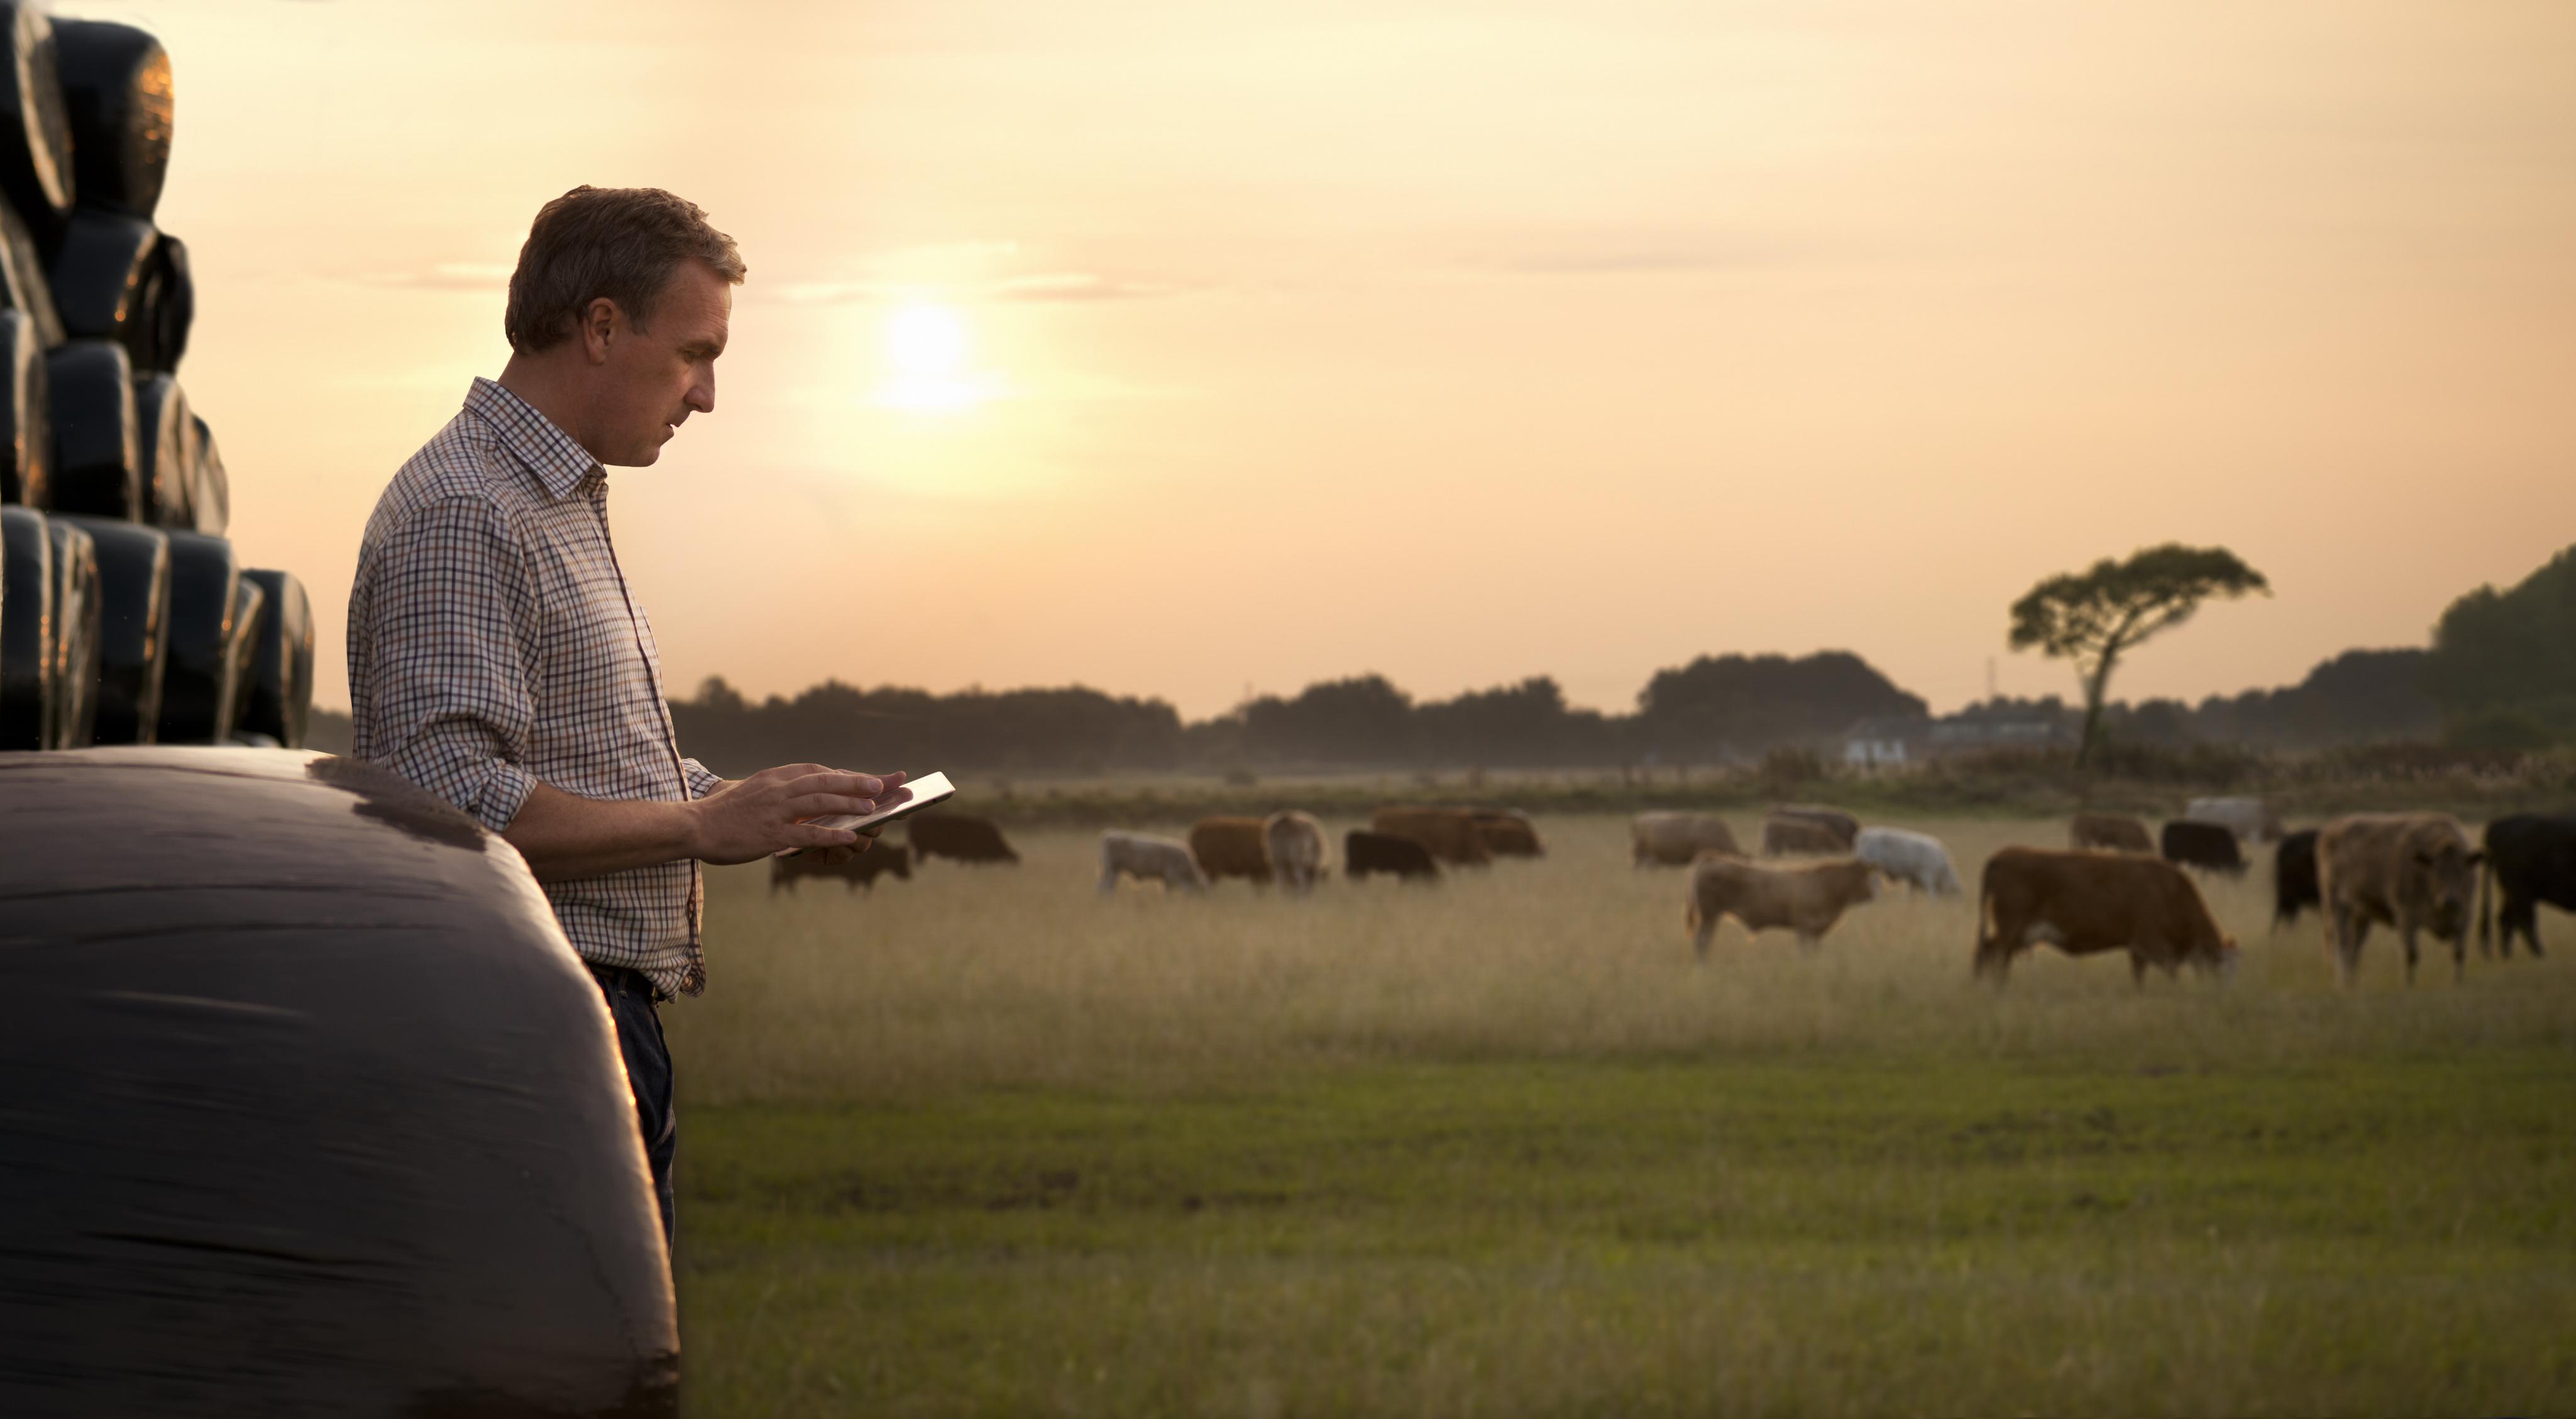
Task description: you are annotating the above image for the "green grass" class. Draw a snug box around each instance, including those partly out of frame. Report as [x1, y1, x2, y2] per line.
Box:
[666, 815, 2576, 1415]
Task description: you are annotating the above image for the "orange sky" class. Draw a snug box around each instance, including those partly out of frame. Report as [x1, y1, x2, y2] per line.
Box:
[84, 0, 2576, 720]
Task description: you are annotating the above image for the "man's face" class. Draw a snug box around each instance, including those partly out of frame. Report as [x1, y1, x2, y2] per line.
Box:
[595, 259, 730, 467]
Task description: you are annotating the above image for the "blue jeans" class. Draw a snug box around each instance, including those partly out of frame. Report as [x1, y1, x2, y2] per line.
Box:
[589, 964, 676, 1250]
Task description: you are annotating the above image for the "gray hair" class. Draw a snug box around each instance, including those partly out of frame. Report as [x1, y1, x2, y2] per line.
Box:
[504, 186, 745, 353]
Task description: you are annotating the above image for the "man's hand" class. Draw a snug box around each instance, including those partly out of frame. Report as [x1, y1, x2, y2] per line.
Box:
[686, 765, 910, 866]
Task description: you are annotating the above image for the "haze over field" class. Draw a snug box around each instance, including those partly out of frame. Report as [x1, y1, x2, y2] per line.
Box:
[80, 0, 2576, 718]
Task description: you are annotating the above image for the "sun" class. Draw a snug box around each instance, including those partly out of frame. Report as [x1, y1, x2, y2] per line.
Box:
[875, 301, 996, 414]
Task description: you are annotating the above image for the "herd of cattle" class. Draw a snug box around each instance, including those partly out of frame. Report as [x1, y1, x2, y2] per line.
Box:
[769, 797, 2576, 989]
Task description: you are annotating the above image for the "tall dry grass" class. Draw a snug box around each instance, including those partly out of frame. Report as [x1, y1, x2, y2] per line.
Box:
[671, 814, 2576, 1104]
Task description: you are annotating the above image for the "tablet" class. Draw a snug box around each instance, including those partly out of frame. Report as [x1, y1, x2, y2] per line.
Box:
[781, 771, 957, 855]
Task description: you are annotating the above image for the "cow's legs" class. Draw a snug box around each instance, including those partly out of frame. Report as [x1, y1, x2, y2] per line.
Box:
[2130, 952, 2147, 988]
[2330, 905, 2369, 986]
[2506, 898, 2542, 958]
[2399, 924, 2420, 985]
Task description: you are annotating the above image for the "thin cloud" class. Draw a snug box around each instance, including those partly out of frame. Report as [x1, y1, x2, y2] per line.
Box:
[344, 262, 515, 291]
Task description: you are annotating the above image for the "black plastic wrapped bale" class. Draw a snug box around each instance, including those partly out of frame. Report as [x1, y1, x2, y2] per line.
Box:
[54, 511, 162, 742]
[42, 339, 136, 518]
[134, 368, 192, 526]
[0, 305, 43, 505]
[52, 19, 170, 222]
[0, 501, 52, 748]
[219, 571, 263, 742]
[153, 526, 235, 743]
[0, 190, 62, 343]
[239, 567, 309, 748]
[0, 1, 73, 246]
[141, 227, 190, 373]
[0, 748, 681, 1418]
[43, 511, 94, 746]
[45, 209, 153, 346]
[187, 409, 225, 533]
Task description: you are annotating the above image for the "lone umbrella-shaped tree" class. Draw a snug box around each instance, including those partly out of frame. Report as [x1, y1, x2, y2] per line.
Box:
[2008, 544, 2270, 768]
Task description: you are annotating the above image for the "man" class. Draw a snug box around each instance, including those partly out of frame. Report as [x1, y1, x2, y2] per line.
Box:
[348, 186, 894, 1245]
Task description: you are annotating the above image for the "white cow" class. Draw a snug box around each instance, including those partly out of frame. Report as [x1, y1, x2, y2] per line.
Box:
[1263, 810, 1330, 892]
[1098, 831, 1207, 893]
[1854, 825, 1963, 897]
[2185, 797, 2284, 844]
[1632, 812, 1744, 867]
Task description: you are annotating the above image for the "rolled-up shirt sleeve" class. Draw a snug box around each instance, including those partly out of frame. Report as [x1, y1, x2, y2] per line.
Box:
[356, 495, 542, 833]
[679, 758, 726, 800]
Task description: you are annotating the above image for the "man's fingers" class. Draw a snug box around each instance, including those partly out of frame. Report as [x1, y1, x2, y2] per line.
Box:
[787, 793, 876, 820]
[786, 770, 886, 798]
[786, 822, 861, 848]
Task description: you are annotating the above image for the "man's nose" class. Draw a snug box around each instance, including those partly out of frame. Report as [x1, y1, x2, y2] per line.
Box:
[687, 370, 715, 415]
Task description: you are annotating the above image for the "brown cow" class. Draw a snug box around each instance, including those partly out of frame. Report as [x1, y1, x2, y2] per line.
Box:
[1761, 814, 1847, 856]
[2069, 812, 2155, 854]
[2316, 812, 2486, 986]
[1975, 847, 2237, 986]
[769, 841, 911, 893]
[1470, 809, 1544, 858]
[1370, 806, 1492, 866]
[1632, 812, 1742, 867]
[1685, 854, 1878, 960]
[1189, 816, 1274, 885]
[1771, 804, 1860, 848]
[909, 813, 1020, 864]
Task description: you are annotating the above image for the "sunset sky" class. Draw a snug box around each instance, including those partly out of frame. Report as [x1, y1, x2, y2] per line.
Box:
[77, 0, 2576, 721]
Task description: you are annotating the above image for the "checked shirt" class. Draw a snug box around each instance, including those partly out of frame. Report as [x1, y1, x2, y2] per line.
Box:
[350, 377, 723, 998]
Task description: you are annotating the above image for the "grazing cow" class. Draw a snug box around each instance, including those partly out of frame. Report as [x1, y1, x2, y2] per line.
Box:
[1470, 808, 1545, 858]
[2186, 796, 2285, 844]
[910, 813, 1020, 865]
[1345, 829, 1439, 883]
[2160, 819, 2248, 878]
[2069, 812, 2155, 853]
[1854, 825, 1962, 897]
[2272, 829, 2321, 930]
[1264, 810, 1331, 892]
[1189, 816, 1274, 885]
[2316, 813, 2485, 986]
[1370, 807, 1492, 866]
[1770, 805, 1860, 849]
[1762, 814, 1847, 856]
[2479, 814, 2576, 959]
[1099, 831, 1206, 893]
[1974, 847, 2237, 986]
[1685, 854, 1877, 959]
[769, 841, 912, 894]
[1631, 812, 1742, 867]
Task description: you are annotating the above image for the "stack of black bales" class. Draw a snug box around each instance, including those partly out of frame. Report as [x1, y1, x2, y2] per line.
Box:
[0, 3, 310, 751]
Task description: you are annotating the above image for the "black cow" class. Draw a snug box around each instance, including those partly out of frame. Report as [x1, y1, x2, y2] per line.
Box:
[2480, 814, 2576, 959]
[908, 813, 1020, 865]
[1345, 829, 1439, 882]
[2160, 819, 2247, 878]
[2272, 829, 2320, 929]
[770, 842, 913, 894]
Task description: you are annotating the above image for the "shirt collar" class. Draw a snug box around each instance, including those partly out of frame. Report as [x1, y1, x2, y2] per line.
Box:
[465, 376, 606, 500]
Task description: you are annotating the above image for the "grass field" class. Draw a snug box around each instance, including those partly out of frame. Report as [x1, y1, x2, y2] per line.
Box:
[664, 814, 2576, 1416]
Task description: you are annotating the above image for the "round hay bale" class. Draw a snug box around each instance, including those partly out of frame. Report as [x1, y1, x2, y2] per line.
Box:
[218, 571, 263, 743]
[139, 228, 189, 373]
[43, 339, 138, 519]
[0, 748, 679, 1416]
[0, 306, 45, 506]
[239, 568, 311, 748]
[52, 19, 169, 221]
[45, 209, 155, 348]
[0, 1, 74, 244]
[52, 511, 165, 743]
[153, 527, 236, 744]
[187, 410, 224, 533]
[133, 370, 190, 527]
[0, 192, 58, 345]
[0, 501, 55, 748]
[43, 512, 95, 746]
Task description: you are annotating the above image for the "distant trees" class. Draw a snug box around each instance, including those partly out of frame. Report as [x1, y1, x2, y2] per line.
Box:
[2009, 544, 2271, 768]
[2426, 543, 2576, 748]
[1632, 652, 1925, 761]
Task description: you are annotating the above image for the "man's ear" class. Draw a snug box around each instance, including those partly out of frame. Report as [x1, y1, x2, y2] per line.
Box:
[580, 297, 620, 365]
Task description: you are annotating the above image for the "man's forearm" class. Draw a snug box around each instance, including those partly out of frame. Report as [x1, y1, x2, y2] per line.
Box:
[502, 781, 703, 882]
